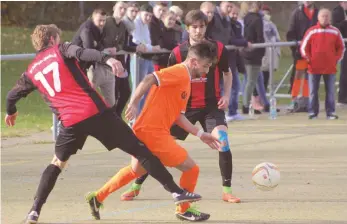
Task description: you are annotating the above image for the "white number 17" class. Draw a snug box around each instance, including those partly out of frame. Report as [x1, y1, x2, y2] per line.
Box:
[34, 62, 61, 97]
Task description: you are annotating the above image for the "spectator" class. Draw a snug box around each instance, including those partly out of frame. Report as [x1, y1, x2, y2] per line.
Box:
[71, 8, 107, 72]
[149, 2, 168, 47]
[153, 11, 180, 71]
[206, 1, 233, 45]
[182, 1, 216, 42]
[241, 1, 265, 114]
[333, 2, 347, 106]
[286, 1, 318, 112]
[252, 4, 281, 112]
[300, 8, 344, 120]
[169, 5, 185, 42]
[226, 4, 250, 121]
[132, 4, 161, 112]
[103, 2, 136, 115]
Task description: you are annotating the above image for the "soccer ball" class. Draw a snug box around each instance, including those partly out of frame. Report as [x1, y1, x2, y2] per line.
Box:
[252, 162, 280, 191]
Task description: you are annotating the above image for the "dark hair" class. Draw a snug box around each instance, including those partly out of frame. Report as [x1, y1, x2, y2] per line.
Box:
[92, 8, 107, 16]
[187, 41, 217, 63]
[140, 3, 153, 13]
[185, 9, 208, 27]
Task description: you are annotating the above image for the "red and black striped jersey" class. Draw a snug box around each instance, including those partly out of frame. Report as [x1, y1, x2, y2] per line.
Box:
[168, 39, 230, 109]
[6, 43, 111, 127]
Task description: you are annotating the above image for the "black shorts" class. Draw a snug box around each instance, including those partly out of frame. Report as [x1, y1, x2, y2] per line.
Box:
[170, 108, 227, 141]
[55, 109, 147, 161]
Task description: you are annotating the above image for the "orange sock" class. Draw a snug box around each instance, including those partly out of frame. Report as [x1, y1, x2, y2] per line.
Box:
[96, 165, 139, 203]
[291, 79, 301, 99]
[177, 165, 199, 213]
[303, 79, 309, 97]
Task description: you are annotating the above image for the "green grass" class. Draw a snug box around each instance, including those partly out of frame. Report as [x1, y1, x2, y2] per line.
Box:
[1, 26, 75, 137]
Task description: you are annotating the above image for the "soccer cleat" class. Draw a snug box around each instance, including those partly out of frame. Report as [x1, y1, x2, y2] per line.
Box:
[176, 207, 210, 222]
[327, 114, 339, 120]
[85, 192, 103, 220]
[172, 190, 202, 205]
[222, 192, 241, 203]
[25, 211, 39, 224]
[120, 183, 142, 201]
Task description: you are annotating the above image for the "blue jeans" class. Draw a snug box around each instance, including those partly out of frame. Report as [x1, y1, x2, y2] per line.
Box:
[308, 74, 336, 116]
[130, 57, 154, 113]
[228, 69, 241, 116]
[256, 71, 270, 107]
[242, 71, 269, 107]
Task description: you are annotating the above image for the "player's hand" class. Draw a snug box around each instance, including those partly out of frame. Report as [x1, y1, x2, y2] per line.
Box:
[5, 112, 18, 127]
[106, 58, 125, 77]
[125, 103, 138, 121]
[218, 96, 229, 110]
[200, 133, 221, 150]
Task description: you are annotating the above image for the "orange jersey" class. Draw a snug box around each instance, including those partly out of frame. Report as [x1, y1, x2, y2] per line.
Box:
[133, 64, 191, 133]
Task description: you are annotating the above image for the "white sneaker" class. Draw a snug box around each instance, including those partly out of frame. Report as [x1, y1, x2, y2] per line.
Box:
[225, 114, 245, 122]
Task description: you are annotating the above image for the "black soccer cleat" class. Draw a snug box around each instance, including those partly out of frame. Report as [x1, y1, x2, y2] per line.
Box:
[85, 192, 103, 220]
[172, 190, 202, 205]
[176, 207, 211, 222]
[25, 211, 39, 224]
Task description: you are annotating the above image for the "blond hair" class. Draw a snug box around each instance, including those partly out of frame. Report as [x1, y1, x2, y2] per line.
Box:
[170, 5, 183, 16]
[31, 24, 62, 51]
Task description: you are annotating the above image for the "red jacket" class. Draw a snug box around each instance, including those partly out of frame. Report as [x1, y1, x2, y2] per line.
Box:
[300, 23, 345, 74]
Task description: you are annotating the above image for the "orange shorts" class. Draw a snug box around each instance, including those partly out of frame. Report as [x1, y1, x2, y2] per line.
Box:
[134, 130, 188, 167]
[296, 59, 308, 70]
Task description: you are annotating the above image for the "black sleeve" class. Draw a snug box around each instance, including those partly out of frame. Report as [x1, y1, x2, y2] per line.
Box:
[167, 51, 177, 67]
[59, 42, 110, 64]
[123, 30, 137, 52]
[150, 24, 161, 46]
[332, 7, 347, 34]
[80, 28, 94, 49]
[218, 46, 230, 73]
[6, 73, 36, 115]
[286, 9, 298, 41]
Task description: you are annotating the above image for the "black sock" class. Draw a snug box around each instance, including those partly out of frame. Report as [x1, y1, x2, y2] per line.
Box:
[219, 151, 233, 187]
[135, 173, 149, 185]
[30, 164, 61, 214]
[134, 145, 183, 194]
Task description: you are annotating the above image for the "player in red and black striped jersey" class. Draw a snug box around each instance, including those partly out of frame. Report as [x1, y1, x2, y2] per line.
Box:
[4, 24, 202, 224]
[122, 10, 241, 205]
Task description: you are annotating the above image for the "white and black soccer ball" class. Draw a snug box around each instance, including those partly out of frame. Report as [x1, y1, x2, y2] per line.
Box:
[252, 162, 280, 191]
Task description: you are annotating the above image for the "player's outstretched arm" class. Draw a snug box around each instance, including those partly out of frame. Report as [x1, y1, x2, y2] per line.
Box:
[175, 114, 221, 150]
[5, 73, 37, 127]
[59, 42, 110, 64]
[125, 74, 157, 121]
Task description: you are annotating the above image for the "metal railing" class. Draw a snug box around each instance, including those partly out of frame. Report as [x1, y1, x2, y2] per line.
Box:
[1, 40, 344, 140]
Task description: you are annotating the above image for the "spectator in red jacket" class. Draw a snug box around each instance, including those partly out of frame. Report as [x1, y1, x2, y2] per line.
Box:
[300, 8, 345, 120]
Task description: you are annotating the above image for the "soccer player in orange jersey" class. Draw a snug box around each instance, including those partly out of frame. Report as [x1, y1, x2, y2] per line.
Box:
[86, 42, 221, 222]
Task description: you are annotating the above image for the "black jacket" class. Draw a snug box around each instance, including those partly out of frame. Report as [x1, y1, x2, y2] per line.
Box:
[332, 5, 347, 38]
[71, 19, 105, 70]
[153, 26, 180, 66]
[206, 10, 232, 46]
[241, 12, 265, 65]
[230, 19, 247, 74]
[286, 5, 318, 60]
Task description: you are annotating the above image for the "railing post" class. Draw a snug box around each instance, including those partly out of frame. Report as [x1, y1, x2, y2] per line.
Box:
[130, 53, 140, 96]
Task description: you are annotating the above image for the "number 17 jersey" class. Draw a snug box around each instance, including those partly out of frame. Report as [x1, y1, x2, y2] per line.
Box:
[25, 45, 109, 127]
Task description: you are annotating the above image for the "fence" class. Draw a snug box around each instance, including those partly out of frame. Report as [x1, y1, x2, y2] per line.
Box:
[1, 40, 344, 140]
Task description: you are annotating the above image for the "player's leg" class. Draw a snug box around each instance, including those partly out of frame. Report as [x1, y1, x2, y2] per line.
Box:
[114, 76, 131, 116]
[205, 109, 240, 203]
[120, 110, 202, 201]
[87, 111, 201, 212]
[25, 124, 87, 224]
[174, 155, 210, 221]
